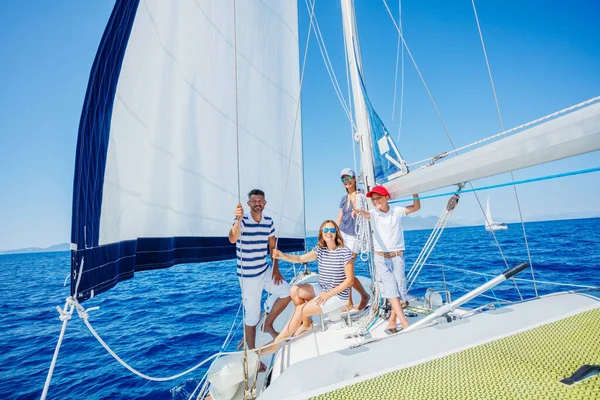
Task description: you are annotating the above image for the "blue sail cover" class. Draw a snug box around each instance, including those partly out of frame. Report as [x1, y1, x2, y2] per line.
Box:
[359, 73, 406, 185]
[71, 0, 306, 302]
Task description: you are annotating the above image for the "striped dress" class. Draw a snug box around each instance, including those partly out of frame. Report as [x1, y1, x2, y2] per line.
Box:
[313, 245, 353, 300]
[235, 215, 275, 278]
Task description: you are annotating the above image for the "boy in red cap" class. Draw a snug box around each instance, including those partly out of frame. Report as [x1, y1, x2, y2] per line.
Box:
[352, 186, 420, 333]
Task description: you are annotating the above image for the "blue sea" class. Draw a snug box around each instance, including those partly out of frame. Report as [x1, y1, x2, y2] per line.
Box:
[1, 218, 599, 399]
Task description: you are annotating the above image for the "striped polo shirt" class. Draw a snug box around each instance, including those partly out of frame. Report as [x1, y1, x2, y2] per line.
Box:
[235, 214, 275, 278]
[313, 245, 353, 300]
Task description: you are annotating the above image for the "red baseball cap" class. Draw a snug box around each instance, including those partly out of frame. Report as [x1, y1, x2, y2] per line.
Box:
[366, 185, 390, 198]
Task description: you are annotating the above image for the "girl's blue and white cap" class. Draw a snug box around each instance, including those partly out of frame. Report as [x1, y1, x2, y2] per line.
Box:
[340, 168, 355, 178]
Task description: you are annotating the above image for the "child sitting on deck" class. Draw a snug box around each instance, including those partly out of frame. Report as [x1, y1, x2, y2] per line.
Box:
[352, 186, 420, 334]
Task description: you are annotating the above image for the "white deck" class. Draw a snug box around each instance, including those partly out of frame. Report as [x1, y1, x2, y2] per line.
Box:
[258, 291, 600, 400]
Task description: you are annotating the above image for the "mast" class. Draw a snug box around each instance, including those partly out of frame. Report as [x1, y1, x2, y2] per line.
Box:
[340, 0, 375, 190]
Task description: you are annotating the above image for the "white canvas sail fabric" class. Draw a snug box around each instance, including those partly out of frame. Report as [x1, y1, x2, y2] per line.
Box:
[386, 101, 600, 199]
[102, 0, 303, 244]
[71, 0, 304, 301]
[485, 197, 494, 228]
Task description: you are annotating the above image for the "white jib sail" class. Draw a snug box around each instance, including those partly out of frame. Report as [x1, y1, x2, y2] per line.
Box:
[99, 0, 305, 245]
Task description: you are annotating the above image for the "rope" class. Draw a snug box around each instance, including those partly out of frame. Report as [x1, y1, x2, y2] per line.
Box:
[471, 0, 537, 297]
[406, 96, 600, 167]
[71, 297, 238, 381]
[230, 1, 251, 395]
[389, 167, 600, 203]
[354, 192, 371, 259]
[351, 193, 382, 335]
[188, 370, 209, 400]
[40, 298, 74, 400]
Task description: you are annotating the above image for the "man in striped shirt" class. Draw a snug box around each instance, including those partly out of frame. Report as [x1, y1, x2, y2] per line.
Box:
[229, 189, 291, 351]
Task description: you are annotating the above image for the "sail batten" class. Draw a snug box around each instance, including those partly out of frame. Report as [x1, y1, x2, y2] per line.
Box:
[71, 0, 305, 302]
[386, 101, 600, 199]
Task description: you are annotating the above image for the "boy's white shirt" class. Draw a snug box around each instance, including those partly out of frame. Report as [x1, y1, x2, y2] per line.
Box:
[368, 205, 407, 252]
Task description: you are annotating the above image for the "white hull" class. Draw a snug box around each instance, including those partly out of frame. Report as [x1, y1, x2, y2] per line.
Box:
[485, 223, 508, 232]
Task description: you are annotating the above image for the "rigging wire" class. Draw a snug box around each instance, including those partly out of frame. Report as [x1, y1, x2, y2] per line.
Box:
[304, 0, 357, 130]
[381, 0, 522, 299]
[406, 96, 600, 167]
[471, 0, 537, 297]
[391, 0, 405, 144]
[381, 0, 456, 150]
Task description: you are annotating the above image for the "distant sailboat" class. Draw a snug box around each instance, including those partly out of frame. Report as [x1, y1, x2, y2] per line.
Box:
[485, 196, 508, 231]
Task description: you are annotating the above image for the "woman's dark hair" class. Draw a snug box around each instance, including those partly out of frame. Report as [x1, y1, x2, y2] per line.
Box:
[317, 220, 344, 249]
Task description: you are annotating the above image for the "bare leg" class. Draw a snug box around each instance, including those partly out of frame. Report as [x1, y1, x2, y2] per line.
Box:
[261, 300, 323, 354]
[264, 296, 291, 339]
[290, 284, 315, 333]
[388, 297, 409, 329]
[245, 324, 257, 349]
[261, 304, 306, 354]
[352, 279, 370, 310]
[346, 287, 354, 311]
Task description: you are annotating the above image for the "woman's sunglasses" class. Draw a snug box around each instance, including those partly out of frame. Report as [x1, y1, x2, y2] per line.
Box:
[341, 176, 354, 183]
[322, 227, 337, 234]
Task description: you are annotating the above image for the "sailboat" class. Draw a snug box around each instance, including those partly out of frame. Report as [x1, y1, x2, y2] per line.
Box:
[485, 197, 507, 232]
[41, 1, 600, 399]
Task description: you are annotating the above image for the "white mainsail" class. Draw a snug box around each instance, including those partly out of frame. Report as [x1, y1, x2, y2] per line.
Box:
[385, 100, 600, 199]
[70, 0, 305, 301]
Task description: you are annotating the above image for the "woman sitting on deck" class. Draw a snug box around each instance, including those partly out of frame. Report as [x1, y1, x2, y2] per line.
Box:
[263, 220, 354, 353]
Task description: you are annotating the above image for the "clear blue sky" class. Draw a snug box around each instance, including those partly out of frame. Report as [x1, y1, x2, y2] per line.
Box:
[1, 1, 599, 250]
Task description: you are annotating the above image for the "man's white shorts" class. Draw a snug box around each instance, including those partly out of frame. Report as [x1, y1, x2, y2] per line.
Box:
[340, 231, 358, 254]
[373, 254, 407, 300]
[239, 268, 291, 326]
[309, 283, 347, 314]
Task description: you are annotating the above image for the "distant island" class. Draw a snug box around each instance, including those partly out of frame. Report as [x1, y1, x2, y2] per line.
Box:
[0, 243, 70, 255]
[2, 213, 598, 254]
